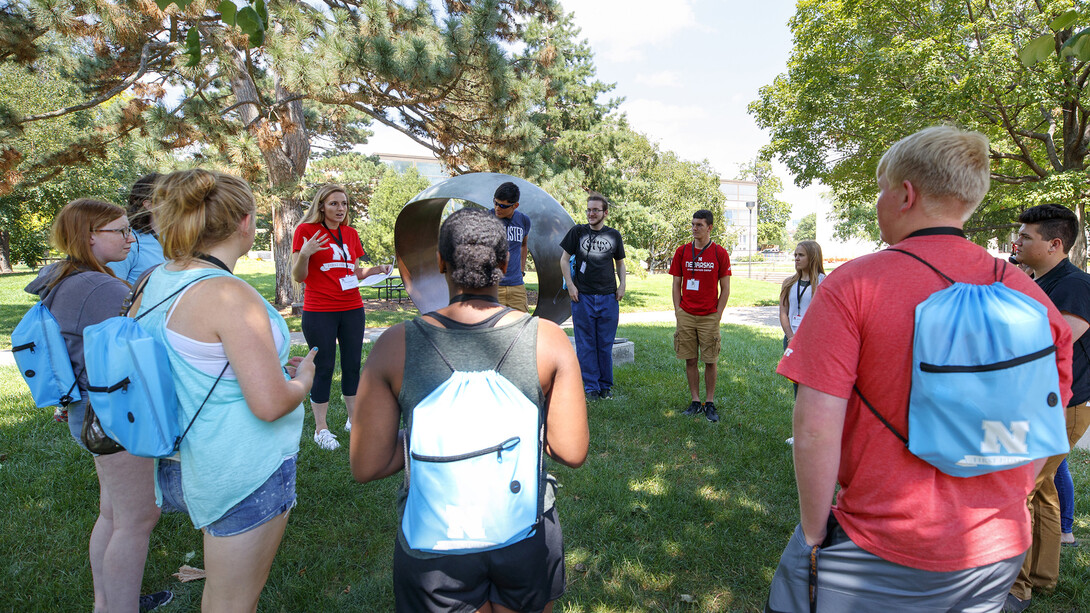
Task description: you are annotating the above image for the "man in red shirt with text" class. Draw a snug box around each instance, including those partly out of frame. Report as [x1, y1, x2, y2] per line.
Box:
[669, 209, 731, 423]
[766, 126, 1073, 611]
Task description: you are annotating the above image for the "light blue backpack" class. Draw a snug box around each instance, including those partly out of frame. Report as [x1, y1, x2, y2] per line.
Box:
[12, 298, 81, 409]
[83, 270, 226, 458]
[402, 317, 544, 554]
[858, 250, 1068, 477]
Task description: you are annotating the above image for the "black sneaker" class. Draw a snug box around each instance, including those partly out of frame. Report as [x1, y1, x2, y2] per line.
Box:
[139, 590, 174, 612]
[703, 402, 719, 423]
[586, 390, 599, 401]
[600, 389, 613, 400]
[682, 401, 702, 416]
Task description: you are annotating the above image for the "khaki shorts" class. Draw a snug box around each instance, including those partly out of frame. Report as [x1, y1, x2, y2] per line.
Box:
[497, 284, 528, 312]
[674, 308, 721, 363]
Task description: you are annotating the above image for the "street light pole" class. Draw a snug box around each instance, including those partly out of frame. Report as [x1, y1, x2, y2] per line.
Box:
[746, 201, 756, 279]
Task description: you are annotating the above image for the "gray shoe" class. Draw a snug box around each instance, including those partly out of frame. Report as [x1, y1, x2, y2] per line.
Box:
[1002, 594, 1031, 613]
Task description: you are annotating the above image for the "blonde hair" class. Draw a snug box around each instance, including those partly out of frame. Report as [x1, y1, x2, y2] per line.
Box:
[780, 240, 825, 307]
[876, 126, 990, 220]
[48, 199, 126, 289]
[154, 169, 256, 261]
[300, 183, 350, 225]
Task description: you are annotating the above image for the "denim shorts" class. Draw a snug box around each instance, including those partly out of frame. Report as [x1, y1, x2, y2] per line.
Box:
[158, 455, 297, 537]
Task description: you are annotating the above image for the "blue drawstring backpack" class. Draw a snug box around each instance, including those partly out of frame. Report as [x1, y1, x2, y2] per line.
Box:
[858, 250, 1068, 477]
[12, 302, 81, 409]
[402, 317, 544, 554]
[83, 270, 225, 458]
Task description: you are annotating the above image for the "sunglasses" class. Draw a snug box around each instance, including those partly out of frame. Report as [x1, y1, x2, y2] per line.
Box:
[494, 200, 517, 209]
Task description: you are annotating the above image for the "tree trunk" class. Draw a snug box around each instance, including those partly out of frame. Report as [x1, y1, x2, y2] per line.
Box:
[225, 43, 311, 306]
[0, 230, 12, 273]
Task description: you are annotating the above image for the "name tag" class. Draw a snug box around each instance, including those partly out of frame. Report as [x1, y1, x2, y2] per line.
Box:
[339, 275, 360, 291]
[686, 278, 700, 291]
[791, 314, 803, 329]
[580, 261, 587, 274]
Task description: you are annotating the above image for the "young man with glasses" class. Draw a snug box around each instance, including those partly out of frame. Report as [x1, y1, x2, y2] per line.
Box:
[492, 182, 532, 312]
[559, 194, 626, 400]
[669, 210, 731, 422]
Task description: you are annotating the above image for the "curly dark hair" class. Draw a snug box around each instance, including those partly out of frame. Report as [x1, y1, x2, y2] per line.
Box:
[438, 208, 508, 289]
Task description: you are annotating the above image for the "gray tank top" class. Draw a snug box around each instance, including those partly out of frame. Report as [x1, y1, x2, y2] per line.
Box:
[396, 313, 553, 558]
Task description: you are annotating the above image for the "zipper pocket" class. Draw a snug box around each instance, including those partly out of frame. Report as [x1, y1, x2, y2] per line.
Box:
[411, 436, 520, 463]
[919, 345, 1056, 373]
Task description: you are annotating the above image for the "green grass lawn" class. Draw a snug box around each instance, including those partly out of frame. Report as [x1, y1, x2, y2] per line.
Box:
[2, 324, 1090, 611]
[2, 261, 780, 347]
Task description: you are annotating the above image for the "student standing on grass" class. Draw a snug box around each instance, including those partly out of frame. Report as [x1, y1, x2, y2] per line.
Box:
[778, 240, 824, 399]
[493, 181, 532, 312]
[108, 173, 165, 284]
[351, 208, 588, 613]
[139, 169, 317, 612]
[1007, 203, 1090, 611]
[292, 183, 392, 451]
[767, 126, 1073, 612]
[669, 209, 731, 422]
[25, 199, 172, 613]
[559, 193, 626, 400]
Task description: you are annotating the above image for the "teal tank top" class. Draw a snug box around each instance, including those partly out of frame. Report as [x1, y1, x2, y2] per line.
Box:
[138, 266, 303, 528]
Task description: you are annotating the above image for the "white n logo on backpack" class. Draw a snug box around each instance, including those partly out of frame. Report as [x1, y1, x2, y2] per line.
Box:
[980, 420, 1030, 454]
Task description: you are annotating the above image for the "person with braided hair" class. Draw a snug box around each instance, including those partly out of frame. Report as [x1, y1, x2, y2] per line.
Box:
[351, 207, 588, 613]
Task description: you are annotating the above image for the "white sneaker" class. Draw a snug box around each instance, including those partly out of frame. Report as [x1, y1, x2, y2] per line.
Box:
[785, 437, 794, 446]
[344, 417, 352, 432]
[313, 429, 340, 450]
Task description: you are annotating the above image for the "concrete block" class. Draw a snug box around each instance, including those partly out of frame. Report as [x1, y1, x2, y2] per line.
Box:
[1077, 428, 1090, 451]
[569, 337, 634, 365]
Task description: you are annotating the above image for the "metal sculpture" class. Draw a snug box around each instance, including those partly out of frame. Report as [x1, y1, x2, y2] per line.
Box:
[394, 173, 575, 323]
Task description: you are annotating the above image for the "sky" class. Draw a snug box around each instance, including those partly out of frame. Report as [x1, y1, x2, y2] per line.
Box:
[361, 0, 826, 221]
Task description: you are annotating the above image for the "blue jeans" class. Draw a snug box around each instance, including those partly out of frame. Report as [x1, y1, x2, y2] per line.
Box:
[571, 293, 619, 394]
[1055, 458, 1074, 534]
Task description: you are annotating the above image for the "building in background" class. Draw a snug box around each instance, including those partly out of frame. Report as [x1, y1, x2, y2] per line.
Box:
[719, 179, 759, 257]
[375, 153, 449, 184]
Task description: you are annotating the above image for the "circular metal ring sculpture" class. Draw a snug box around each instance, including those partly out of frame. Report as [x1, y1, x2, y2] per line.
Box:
[394, 173, 575, 323]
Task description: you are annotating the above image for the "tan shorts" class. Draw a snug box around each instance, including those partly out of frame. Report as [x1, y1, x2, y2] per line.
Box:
[497, 284, 528, 312]
[674, 308, 721, 363]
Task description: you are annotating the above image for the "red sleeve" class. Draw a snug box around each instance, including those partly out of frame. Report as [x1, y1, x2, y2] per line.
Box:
[719, 247, 732, 277]
[777, 270, 861, 399]
[668, 245, 686, 277]
[292, 223, 310, 253]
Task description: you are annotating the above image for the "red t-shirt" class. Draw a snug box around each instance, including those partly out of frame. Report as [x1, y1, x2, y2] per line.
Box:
[669, 242, 731, 315]
[292, 222, 366, 312]
[778, 235, 1073, 572]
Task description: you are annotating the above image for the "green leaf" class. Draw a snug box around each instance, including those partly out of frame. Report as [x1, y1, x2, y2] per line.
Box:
[218, 0, 237, 27]
[1060, 27, 1090, 60]
[236, 6, 265, 47]
[254, 0, 268, 28]
[1050, 10, 1079, 31]
[185, 27, 201, 67]
[1019, 34, 1054, 66]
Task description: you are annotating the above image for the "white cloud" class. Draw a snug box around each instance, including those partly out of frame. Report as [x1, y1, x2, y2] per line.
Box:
[634, 71, 681, 88]
[559, 0, 698, 62]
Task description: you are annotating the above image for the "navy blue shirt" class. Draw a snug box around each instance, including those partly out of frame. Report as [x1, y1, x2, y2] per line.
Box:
[1036, 258, 1090, 405]
[494, 210, 531, 286]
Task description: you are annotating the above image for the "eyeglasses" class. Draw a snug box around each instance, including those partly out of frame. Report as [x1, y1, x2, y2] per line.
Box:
[95, 226, 133, 238]
[586, 208, 604, 214]
[494, 200, 517, 209]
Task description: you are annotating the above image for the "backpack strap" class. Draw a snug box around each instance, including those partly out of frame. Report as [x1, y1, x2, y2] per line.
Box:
[173, 362, 229, 453]
[854, 384, 908, 447]
[412, 313, 532, 373]
[886, 248, 955, 285]
[130, 269, 223, 321]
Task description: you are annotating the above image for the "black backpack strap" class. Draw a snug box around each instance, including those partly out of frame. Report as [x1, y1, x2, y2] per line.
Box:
[886, 248, 955, 285]
[494, 316, 534, 372]
[853, 385, 908, 446]
[173, 362, 229, 453]
[412, 319, 455, 373]
[132, 271, 223, 321]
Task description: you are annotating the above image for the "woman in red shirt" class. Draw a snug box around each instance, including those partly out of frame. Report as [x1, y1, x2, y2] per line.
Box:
[292, 184, 391, 450]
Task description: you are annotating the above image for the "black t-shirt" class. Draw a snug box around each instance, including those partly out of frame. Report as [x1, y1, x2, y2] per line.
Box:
[559, 225, 625, 295]
[1036, 258, 1090, 405]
